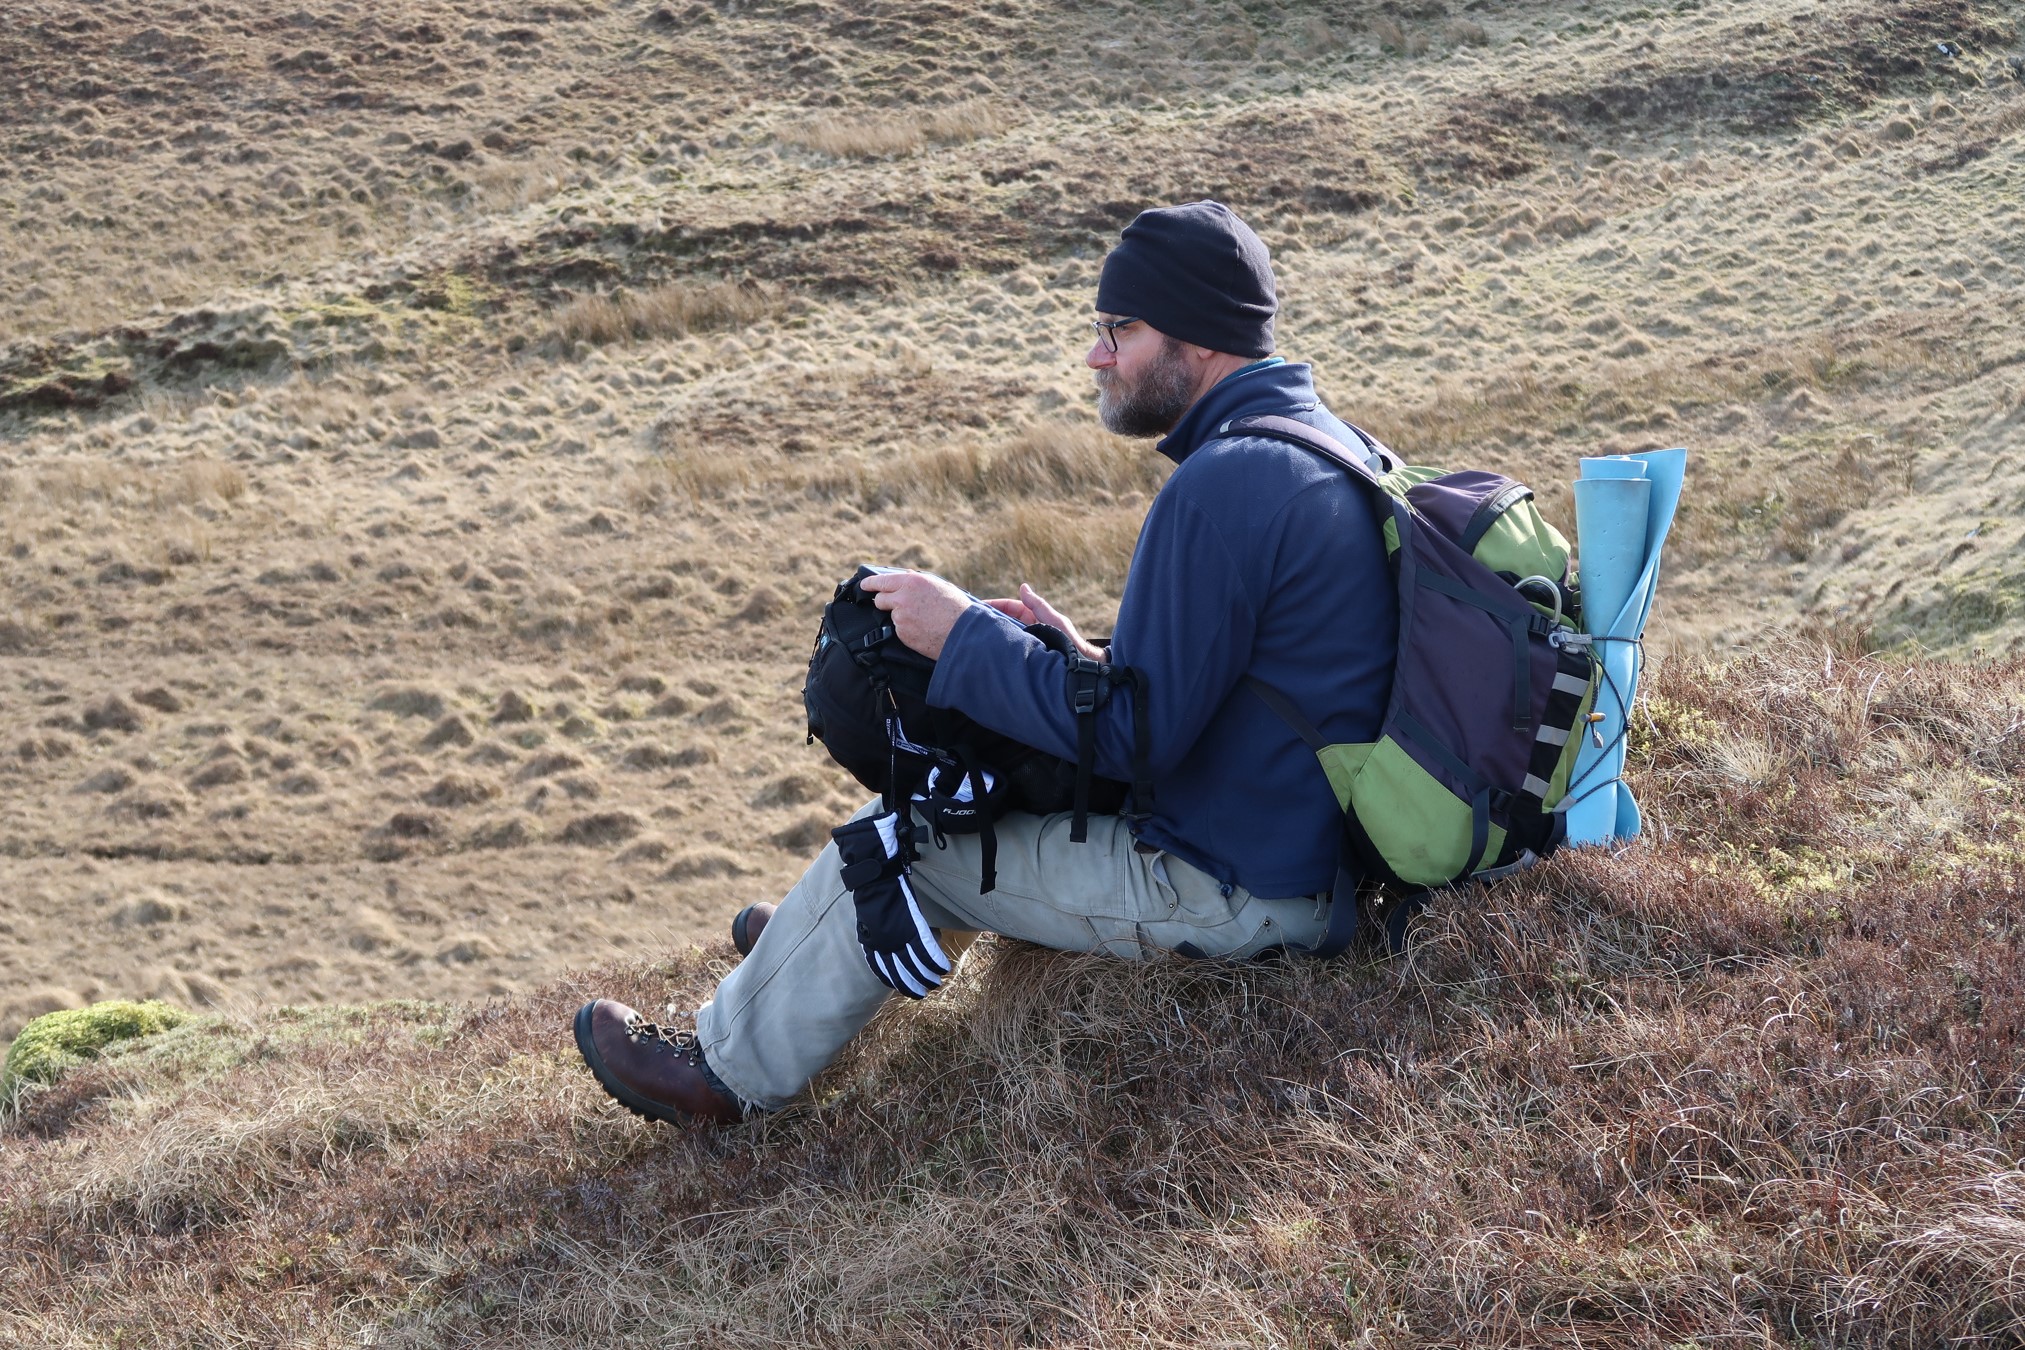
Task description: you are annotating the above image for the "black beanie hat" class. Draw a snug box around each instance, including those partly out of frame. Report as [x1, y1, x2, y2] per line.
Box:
[1095, 200, 1276, 358]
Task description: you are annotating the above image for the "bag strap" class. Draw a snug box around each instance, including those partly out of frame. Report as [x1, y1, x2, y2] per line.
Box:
[1458, 481, 1535, 554]
[1036, 622, 1153, 844]
[954, 744, 997, 894]
[1069, 657, 1102, 842]
[1309, 847, 1364, 958]
[1242, 674, 1366, 959]
[1242, 674, 1324, 750]
[1064, 656, 1153, 842]
[1216, 413, 1400, 478]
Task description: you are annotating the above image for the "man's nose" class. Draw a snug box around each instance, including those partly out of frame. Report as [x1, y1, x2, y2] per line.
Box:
[1085, 339, 1114, 369]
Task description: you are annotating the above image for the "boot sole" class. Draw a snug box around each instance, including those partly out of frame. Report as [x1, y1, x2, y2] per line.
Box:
[572, 1000, 694, 1127]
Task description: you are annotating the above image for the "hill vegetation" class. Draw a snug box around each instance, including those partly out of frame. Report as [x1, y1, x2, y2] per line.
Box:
[6, 638, 2025, 1344]
[2, 0, 2024, 1340]
[2, 0, 2021, 1024]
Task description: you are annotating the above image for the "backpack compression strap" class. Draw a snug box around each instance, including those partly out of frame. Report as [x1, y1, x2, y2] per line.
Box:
[1064, 655, 1152, 842]
[1032, 622, 1153, 844]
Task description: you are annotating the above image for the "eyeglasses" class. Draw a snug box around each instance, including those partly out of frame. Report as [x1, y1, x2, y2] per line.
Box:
[1089, 317, 1142, 354]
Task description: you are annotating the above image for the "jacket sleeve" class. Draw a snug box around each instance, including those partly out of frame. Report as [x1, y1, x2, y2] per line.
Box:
[926, 485, 1257, 781]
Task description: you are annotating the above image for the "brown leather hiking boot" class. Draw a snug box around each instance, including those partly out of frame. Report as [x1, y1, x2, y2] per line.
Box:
[573, 999, 745, 1126]
[731, 902, 776, 956]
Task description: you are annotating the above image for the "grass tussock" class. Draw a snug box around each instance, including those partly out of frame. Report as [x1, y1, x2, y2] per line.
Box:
[470, 150, 580, 213]
[888, 418, 1167, 504]
[1675, 433, 1914, 569]
[5, 640, 2025, 1345]
[634, 416, 1167, 525]
[550, 279, 777, 348]
[955, 501, 1145, 593]
[0, 458, 247, 514]
[1365, 323, 1968, 465]
[1371, 16, 1431, 56]
[630, 434, 760, 501]
[783, 99, 1013, 160]
[1361, 319, 1970, 571]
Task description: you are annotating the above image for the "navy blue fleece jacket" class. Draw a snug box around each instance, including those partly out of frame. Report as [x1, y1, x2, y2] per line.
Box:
[926, 360, 1397, 897]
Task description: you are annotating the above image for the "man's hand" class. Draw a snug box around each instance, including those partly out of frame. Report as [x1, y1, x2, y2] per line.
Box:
[983, 583, 1105, 661]
[858, 570, 975, 661]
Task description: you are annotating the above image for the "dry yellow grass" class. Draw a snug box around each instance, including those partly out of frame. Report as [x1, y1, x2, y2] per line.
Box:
[894, 419, 1165, 503]
[631, 415, 1164, 518]
[549, 279, 777, 347]
[957, 500, 1145, 593]
[0, 459, 246, 512]
[1371, 16, 1431, 56]
[3, 0, 2025, 1337]
[783, 99, 1013, 159]
[1363, 325, 1971, 463]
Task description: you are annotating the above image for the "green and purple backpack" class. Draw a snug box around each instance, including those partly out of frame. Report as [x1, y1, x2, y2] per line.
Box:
[1218, 415, 1599, 954]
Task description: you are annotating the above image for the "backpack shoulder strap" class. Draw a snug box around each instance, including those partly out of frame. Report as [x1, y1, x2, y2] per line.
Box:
[1216, 413, 1402, 478]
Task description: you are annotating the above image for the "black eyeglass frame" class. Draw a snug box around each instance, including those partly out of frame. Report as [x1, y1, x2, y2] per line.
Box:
[1089, 317, 1143, 354]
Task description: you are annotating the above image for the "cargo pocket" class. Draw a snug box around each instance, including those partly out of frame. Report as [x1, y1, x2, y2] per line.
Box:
[1136, 852, 1257, 956]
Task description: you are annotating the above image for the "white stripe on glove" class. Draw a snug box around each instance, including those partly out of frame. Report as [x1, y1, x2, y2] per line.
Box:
[834, 809, 952, 1000]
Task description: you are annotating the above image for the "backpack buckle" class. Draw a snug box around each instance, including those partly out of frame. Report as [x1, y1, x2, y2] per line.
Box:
[1065, 654, 1111, 714]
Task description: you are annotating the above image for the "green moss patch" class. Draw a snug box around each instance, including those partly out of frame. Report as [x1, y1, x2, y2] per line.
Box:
[2, 999, 190, 1099]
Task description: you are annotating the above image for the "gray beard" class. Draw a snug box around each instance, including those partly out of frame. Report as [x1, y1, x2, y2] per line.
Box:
[1096, 339, 1194, 438]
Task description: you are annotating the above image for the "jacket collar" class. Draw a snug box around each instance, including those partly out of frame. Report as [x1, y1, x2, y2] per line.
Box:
[1154, 358, 1316, 466]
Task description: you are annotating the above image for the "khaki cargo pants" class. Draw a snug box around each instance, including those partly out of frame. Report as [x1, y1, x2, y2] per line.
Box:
[696, 799, 1332, 1110]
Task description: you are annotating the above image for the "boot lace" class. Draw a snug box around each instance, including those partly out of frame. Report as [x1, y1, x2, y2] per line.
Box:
[623, 1011, 698, 1054]
[631, 1009, 740, 1106]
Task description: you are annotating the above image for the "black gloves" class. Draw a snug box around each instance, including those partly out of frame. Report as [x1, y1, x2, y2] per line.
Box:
[832, 810, 951, 999]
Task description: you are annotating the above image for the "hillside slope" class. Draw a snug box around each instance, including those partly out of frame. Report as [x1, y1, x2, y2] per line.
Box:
[1, 0, 2022, 1144]
[5, 641, 2025, 1345]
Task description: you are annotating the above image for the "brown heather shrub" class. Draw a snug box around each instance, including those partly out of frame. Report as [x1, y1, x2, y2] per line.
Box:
[6, 640, 2025, 1346]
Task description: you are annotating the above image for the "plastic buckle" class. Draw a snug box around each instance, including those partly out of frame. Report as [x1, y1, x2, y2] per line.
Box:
[1067, 655, 1109, 714]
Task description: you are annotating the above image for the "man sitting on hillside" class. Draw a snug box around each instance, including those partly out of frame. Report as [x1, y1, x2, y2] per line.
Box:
[574, 201, 1399, 1125]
